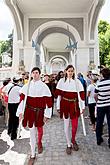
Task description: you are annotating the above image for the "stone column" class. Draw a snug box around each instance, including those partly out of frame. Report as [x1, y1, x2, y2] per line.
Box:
[35, 43, 41, 68]
[36, 54, 40, 68]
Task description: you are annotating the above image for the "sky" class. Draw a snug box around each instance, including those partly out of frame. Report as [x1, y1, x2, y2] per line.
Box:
[0, 0, 110, 40]
[98, 0, 110, 23]
[0, 0, 13, 40]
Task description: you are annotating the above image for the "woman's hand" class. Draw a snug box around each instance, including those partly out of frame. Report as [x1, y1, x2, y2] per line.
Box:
[57, 109, 60, 114]
[80, 109, 84, 114]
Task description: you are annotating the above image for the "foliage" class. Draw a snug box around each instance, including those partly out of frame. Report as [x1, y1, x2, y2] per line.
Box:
[0, 31, 13, 66]
[0, 41, 7, 64]
[0, 41, 10, 53]
[8, 32, 13, 58]
[98, 20, 110, 67]
[98, 20, 109, 34]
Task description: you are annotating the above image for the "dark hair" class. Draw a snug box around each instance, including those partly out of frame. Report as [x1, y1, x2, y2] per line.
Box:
[56, 71, 64, 81]
[3, 80, 9, 86]
[100, 68, 110, 79]
[31, 67, 41, 74]
[65, 65, 75, 81]
[44, 74, 50, 77]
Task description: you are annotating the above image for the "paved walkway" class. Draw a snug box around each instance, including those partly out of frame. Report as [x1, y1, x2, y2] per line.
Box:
[0, 111, 110, 165]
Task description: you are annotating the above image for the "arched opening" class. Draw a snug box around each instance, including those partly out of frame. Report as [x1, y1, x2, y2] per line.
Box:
[49, 55, 68, 74]
[31, 21, 80, 74]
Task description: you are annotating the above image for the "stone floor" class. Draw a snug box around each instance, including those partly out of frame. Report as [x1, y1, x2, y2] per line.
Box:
[0, 111, 110, 165]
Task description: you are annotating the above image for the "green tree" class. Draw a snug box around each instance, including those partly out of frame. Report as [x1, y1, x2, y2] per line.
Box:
[98, 20, 110, 67]
[0, 31, 13, 67]
[0, 41, 9, 54]
[99, 34, 108, 66]
[104, 25, 110, 66]
[98, 20, 109, 34]
[0, 41, 9, 66]
[7, 32, 13, 58]
[105, 25, 110, 51]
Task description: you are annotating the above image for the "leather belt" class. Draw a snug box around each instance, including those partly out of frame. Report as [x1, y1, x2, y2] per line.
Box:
[26, 105, 43, 111]
[63, 97, 77, 102]
[63, 97, 77, 114]
[26, 105, 43, 121]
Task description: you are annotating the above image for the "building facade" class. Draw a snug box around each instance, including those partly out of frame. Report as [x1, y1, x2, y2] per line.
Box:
[1, 0, 105, 78]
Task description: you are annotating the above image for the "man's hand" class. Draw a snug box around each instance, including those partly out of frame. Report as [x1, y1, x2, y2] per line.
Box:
[44, 117, 49, 124]
[94, 93, 98, 102]
[19, 113, 23, 122]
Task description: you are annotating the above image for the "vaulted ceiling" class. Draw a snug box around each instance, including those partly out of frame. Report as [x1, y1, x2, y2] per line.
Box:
[7, 0, 104, 52]
[17, 0, 93, 14]
[42, 33, 69, 51]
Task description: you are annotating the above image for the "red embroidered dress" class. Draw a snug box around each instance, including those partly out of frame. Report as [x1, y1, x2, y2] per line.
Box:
[55, 78, 85, 119]
[17, 80, 52, 128]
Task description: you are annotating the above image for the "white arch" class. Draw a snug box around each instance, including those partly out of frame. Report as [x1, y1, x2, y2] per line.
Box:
[5, 0, 23, 41]
[31, 20, 81, 43]
[89, 0, 105, 41]
[48, 55, 68, 74]
[49, 55, 68, 66]
[88, 0, 98, 41]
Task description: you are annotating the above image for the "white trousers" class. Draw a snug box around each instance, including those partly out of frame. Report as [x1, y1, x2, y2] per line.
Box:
[29, 125, 37, 157]
[63, 117, 71, 147]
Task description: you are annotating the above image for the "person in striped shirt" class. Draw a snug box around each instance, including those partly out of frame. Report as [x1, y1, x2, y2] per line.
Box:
[94, 68, 110, 147]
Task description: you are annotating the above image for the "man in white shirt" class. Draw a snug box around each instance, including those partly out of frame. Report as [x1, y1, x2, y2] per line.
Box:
[4, 76, 21, 140]
[16, 67, 52, 163]
[87, 78, 97, 131]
